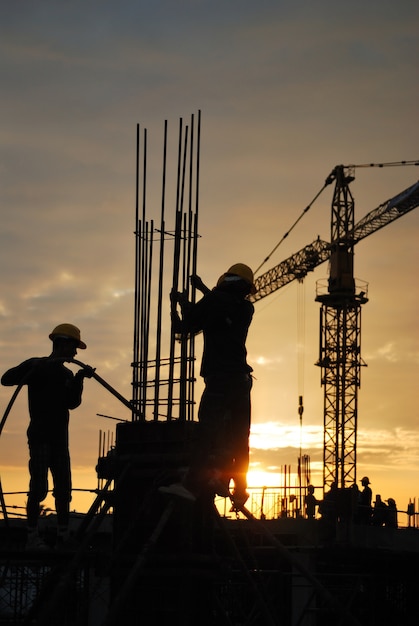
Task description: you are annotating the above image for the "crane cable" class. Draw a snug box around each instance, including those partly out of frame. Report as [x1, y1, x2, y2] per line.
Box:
[297, 279, 305, 447]
[297, 280, 306, 502]
[254, 159, 419, 277]
[254, 177, 333, 276]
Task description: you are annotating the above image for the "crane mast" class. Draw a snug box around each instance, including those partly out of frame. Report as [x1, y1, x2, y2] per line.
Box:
[250, 165, 419, 493]
[315, 166, 368, 491]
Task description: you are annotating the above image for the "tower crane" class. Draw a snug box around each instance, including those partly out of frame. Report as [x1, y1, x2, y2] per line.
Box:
[250, 165, 419, 491]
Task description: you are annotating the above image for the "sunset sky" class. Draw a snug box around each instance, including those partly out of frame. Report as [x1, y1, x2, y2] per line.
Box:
[1, 1, 418, 518]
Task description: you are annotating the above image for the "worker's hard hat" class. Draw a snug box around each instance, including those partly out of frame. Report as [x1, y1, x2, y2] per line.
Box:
[360, 476, 370, 485]
[49, 323, 86, 349]
[217, 263, 256, 294]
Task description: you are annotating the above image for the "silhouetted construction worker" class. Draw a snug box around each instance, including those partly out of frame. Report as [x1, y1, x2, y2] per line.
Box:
[1, 323, 94, 549]
[304, 485, 318, 519]
[161, 263, 255, 508]
[319, 481, 338, 523]
[371, 494, 388, 527]
[385, 498, 398, 528]
[357, 476, 372, 524]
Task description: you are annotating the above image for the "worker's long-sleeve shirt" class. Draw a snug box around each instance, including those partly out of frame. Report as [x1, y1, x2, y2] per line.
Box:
[173, 288, 254, 378]
[1, 357, 84, 444]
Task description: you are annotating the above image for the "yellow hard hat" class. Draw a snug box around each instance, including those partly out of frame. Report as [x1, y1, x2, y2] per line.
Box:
[49, 323, 86, 349]
[218, 263, 256, 294]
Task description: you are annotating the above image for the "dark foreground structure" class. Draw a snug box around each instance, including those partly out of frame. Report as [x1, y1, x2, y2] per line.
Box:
[1, 420, 419, 626]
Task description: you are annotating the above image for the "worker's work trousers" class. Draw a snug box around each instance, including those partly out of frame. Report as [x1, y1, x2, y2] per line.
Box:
[27, 440, 72, 528]
[192, 372, 252, 496]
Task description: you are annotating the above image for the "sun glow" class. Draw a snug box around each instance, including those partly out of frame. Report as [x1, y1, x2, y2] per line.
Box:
[247, 469, 283, 488]
[250, 422, 323, 451]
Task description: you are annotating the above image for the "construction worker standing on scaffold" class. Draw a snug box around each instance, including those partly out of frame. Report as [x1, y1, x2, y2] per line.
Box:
[1, 323, 94, 549]
[161, 263, 255, 508]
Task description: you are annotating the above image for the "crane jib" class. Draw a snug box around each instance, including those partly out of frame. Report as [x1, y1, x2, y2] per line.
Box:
[252, 179, 419, 303]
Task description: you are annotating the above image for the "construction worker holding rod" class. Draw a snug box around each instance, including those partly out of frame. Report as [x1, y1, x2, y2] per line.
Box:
[1, 323, 94, 549]
[162, 263, 256, 508]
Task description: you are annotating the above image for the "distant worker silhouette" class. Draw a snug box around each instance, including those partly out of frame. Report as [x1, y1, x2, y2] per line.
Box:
[304, 484, 319, 519]
[371, 494, 388, 527]
[1, 323, 94, 549]
[357, 476, 373, 524]
[161, 263, 255, 508]
[319, 481, 338, 523]
[385, 497, 398, 528]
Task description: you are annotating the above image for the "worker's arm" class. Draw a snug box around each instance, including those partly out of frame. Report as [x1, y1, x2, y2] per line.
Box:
[190, 274, 211, 295]
[170, 288, 207, 335]
[1, 358, 41, 386]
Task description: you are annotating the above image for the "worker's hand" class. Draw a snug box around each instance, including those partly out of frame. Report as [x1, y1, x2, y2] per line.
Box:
[79, 365, 96, 379]
[190, 274, 201, 289]
[190, 274, 211, 294]
[170, 289, 188, 305]
[170, 289, 180, 305]
[178, 289, 189, 305]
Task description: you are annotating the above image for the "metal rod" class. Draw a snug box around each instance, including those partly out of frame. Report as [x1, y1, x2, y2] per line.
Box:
[178, 125, 189, 421]
[140, 130, 148, 419]
[189, 110, 201, 421]
[133, 127, 148, 420]
[153, 120, 168, 420]
[138, 220, 145, 417]
[186, 113, 194, 289]
[140, 220, 150, 419]
[184, 115, 195, 421]
[179, 213, 189, 420]
[167, 117, 185, 420]
[132, 124, 140, 418]
[144, 219, 154, 416]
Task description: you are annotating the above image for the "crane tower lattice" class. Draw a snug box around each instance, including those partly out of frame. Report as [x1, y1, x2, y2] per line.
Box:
[250, 165, 419, 492]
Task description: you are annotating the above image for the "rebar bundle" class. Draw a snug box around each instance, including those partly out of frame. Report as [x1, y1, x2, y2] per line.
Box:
[131, 111, 202, 422]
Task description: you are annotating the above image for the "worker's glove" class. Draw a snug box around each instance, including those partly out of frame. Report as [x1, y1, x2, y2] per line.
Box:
[78, 365, 96, 379]
[191, 274, 211, 295]
[170, 289, 179, 306]
[190, 274, 203, 291]
[170, 289, 189, 306]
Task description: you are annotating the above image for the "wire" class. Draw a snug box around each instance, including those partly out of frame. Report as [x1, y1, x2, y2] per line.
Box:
[297, 280, 306, 399]
[348, 160, 419, 169]
[255, 159, 419, 277]
[297, 281, 305, 495]
[254, 179, 332, 276]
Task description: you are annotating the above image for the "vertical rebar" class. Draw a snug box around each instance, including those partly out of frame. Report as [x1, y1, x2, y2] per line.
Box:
[184, 114, 195, 421]
[167, 118, 185, 420]
[188, 110, 201, 421]
[132, 125, 141, 420]
[178, 125, 190, 421]
[153, 121, 168, 420]
[143, 220, 154, 417]
[131, 113, 201, 424]
[138, 220, 149, 419]
[133, 128, 149, 421]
